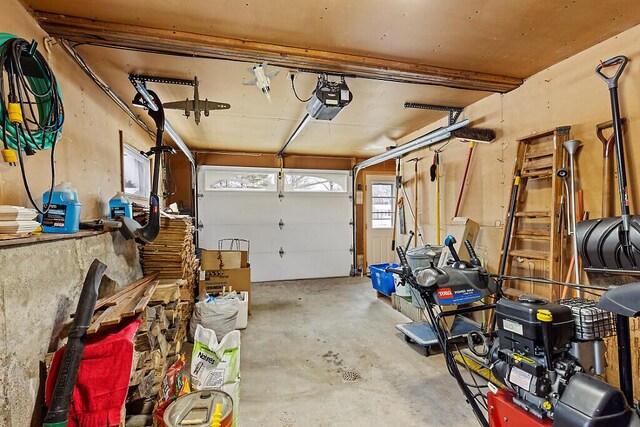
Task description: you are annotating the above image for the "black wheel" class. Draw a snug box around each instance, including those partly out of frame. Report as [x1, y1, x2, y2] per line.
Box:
[404, 335, 413, 343]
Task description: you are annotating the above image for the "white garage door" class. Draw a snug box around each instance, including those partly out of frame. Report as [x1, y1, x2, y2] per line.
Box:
[198, 166, 353, 282]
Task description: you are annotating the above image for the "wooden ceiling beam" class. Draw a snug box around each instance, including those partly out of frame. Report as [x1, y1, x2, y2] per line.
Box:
[35, 12, 522, 93]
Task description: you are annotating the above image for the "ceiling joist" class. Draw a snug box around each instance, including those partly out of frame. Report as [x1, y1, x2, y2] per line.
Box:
[34, 12, 523, 93]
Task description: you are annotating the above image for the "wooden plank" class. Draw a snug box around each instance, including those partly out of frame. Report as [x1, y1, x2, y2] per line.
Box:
[515, 211, 551, 218]
[521, 171, 553, 179]
[34, 12, 523, 93]
[130, 281, 159, 315]
[514, 230, 551, 241]
[509, 249, 550, 260]
[516, 128, 560, 142]
[88, 278, 159, 334]
[94, 273, 158, 311]
[523, 156, 554, 170]
[150, 282, 180, 304]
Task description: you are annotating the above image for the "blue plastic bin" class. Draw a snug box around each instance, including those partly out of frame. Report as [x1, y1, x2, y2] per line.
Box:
[369, 263, 398, 296]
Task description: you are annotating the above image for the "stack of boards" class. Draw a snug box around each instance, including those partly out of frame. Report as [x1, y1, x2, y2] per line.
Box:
[138, 214, 197, 302]
[0, 205, 40, 236]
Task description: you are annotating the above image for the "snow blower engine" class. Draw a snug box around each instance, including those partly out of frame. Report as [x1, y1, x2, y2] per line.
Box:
[487, 295, 628, 425]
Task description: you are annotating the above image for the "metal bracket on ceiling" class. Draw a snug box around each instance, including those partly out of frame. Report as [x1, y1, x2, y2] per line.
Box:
[296, 68, 357, 79]
[404, 102, 464, 126]
[129, 74, 196, 87]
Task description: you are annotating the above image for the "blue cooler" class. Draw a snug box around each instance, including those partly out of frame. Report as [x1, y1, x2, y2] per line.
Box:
[109, 192, 133, 219]
[41, 182, 82, 234]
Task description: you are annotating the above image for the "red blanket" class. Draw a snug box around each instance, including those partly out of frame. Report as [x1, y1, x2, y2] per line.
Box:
[45, 318, 141, 427]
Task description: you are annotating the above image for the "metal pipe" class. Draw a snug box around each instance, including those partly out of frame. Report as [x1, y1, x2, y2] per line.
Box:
[58, 41, 155, 139]
[350, 171, 357, 275]
[353, 119, 469, 173]
[564, 140, 582, 294]
[278, 113, 312, 157]
[349, 121, 466, 274]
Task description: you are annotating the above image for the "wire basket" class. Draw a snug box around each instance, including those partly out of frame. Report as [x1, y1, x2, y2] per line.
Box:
[558, 298, 616, 340]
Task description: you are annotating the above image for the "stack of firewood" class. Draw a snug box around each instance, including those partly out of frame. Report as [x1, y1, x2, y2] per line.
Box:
[138, 215, 197, 302]
[125, 279, 193, 425]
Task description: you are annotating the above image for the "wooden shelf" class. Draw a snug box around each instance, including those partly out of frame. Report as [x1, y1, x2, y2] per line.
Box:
[0, 230, 107, 249]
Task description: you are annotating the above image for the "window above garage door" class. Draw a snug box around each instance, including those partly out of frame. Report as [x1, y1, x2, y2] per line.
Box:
[202, 166, 350, 194]
[203, 167, 278, 192]
[284, 170, 348, 193]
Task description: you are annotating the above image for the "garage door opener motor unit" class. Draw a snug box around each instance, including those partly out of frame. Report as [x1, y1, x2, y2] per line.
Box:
[306, 74, 353, 120]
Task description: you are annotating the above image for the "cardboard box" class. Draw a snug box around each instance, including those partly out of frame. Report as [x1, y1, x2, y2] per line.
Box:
[199, 267, 251, 313]
[201, 250, 248, 270]
[437, 217, 480, 267]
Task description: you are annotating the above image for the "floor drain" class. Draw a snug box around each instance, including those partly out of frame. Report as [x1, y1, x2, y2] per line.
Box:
[342, 370, 360, 382]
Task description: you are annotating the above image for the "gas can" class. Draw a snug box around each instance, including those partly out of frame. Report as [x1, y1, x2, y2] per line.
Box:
[109, 192, 133, 219]
[41, 182, 82, 234]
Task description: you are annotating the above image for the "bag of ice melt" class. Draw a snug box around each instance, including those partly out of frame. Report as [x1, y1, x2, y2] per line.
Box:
[189, 293, 240, 341]
[191, 324, 241, 426]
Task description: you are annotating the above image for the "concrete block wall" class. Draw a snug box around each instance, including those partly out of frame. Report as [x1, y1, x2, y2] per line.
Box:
[0, 232, 142, 426]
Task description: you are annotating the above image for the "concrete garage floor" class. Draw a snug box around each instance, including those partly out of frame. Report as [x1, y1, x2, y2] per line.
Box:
[240, 277, 477, 426]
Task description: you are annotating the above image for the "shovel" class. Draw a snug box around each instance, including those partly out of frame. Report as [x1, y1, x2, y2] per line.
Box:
[576, 55, 640, 271]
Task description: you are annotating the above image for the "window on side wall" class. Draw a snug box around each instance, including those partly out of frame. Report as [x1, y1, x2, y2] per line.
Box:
[371, 182, 395, 229]
[122, 144, 151, 199]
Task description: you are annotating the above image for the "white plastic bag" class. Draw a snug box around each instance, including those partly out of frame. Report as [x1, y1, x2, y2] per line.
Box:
[189, 295, 240, 340]
[191, 325, 241, 426]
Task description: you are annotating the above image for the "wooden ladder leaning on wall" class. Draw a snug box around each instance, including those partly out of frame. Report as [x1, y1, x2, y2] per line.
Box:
[500, 126, 571, 300]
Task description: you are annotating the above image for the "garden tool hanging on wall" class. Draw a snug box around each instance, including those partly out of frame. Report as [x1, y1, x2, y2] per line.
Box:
[391, 159, 401, 251]
[407, 157, 423, 248]
[430, 152, 441, 245]
[577, 55, 640, 272]
[452, 128, 495, 218]
[596, 118, 626, 217]
[563, 139, 583, 293]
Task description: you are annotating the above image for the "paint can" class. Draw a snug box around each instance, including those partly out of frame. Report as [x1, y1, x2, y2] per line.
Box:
[164, 390, 234, 427]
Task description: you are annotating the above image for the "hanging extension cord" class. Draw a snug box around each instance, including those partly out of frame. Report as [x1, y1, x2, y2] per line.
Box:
[0, 34, 64, 214]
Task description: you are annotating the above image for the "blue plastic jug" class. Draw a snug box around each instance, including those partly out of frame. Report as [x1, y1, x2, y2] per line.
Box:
[41, 182, 82, 234]
[109, 192, 133, 219]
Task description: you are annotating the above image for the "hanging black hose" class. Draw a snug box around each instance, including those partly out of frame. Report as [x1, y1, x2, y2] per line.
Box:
[0, 34, 64, 214]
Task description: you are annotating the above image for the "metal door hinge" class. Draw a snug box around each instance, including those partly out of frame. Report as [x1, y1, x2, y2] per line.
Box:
[279, 219, 285, 230]
[197, 221, 204, 230]
[279, 247, 285, 258]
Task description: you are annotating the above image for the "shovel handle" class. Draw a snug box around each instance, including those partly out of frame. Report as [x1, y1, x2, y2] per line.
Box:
[596, 56, 628, 89]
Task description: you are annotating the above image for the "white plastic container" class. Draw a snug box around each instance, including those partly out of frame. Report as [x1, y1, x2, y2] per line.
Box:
[235, 291, 249, 329]
[394, 274, 411, 298]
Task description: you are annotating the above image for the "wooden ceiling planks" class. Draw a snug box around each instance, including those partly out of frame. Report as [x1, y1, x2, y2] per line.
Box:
[34, 12, 521, 93]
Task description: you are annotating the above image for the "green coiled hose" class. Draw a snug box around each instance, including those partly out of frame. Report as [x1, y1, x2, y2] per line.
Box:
[0, 34, 64, 213]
